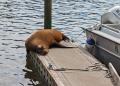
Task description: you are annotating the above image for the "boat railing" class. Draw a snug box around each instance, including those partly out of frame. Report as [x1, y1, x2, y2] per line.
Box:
[101, 24, 120, 33]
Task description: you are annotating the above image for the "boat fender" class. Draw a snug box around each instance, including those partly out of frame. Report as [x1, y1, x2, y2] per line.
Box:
[86, 38, 95, 45]
[86, 38, 95, 53]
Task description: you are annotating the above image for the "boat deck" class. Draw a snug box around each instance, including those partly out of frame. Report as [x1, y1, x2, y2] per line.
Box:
[28, 42, 113, 86]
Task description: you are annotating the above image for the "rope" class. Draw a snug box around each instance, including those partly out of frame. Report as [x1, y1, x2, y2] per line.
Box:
[49, 63, 108, 72]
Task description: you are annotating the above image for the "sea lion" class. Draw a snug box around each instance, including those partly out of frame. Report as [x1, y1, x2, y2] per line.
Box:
[25, 29, 70, 55]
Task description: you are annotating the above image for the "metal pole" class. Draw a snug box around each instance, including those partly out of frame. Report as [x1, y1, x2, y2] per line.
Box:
[44, 0, 52, 29]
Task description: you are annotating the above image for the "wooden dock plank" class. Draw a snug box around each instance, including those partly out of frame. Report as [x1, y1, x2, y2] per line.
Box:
[35, 44, 113, 86]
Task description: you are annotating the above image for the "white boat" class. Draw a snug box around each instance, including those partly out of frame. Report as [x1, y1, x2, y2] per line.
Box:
[85, 6, 120, 74]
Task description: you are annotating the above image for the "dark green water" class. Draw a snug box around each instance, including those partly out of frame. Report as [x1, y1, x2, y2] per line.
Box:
[0, 0, 119, 86]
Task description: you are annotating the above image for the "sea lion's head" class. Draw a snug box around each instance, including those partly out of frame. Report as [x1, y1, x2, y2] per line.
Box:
[36, 45, 49, 55]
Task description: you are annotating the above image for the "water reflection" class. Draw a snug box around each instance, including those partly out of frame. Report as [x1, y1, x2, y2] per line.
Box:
[25, 56, 47, 86]
[23, 68, 41, 86]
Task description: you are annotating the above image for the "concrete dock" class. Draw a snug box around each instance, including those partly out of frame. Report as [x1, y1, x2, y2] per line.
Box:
[27, 42, 113, 86]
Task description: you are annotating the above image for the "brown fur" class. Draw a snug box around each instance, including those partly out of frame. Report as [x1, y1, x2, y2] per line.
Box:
[25, 29, 69, 55]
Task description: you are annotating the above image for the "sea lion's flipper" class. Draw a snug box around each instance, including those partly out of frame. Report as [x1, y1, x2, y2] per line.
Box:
[52, 41, 78, 48]
[62, 34, 70, 42]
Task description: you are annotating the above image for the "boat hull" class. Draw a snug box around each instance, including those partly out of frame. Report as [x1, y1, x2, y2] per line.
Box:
[86, 29, 120, 74]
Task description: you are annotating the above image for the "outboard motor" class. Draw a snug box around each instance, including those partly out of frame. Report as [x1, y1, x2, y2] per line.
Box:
[101, 6, 120, 24]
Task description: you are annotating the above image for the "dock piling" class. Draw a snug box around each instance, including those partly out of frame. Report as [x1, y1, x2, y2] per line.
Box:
[44, 0, 52, 29]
